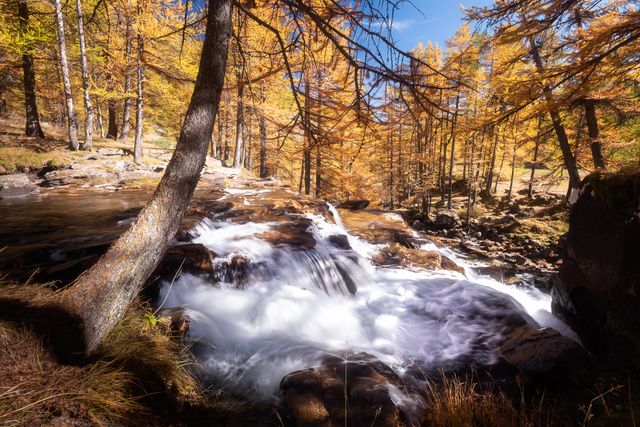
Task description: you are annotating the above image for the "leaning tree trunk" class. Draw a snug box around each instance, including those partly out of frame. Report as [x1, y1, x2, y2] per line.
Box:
[53, 0, 79, 150]
[529, 37, 580, 193]
[18, 0, 45, 138]
[584, 99, 606, 171]
[62, 0, 233, 355]
[76, 0, 94, 150]
[133, 32, 144, 164]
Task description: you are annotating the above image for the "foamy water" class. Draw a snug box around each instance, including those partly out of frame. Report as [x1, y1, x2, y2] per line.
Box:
[158, 191, 572, 400]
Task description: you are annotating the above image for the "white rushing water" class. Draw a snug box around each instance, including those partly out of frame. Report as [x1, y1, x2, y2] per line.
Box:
[158, 191, 572, 400]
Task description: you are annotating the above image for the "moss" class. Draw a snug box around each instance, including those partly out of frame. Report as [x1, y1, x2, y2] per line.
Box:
[511, 216, 568, 246]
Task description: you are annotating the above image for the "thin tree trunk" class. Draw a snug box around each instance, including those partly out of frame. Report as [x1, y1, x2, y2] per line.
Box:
[584, 99, 606, 171]
[119, 9, 133, 142]
[94, 96, 104, 138]
[76, 0, 93, 150]
[244, 107, 252, 169]
[485, 128, 498, 195]
[53, 0, 79, 150]
[17, 0, 45, 139]
[466, 131, 476, 224]
[259, 103, 267, 177]
[106, 80, 118, 140]
[494, 133, 507, 194]
[508, 139, 517, 200]
[447, 94, 460, 209]
[223, 91, 231, 161]
[303, 76, 312, 195]
[529, 37, 580, 192]
[216, 106, 223, 159]
[133, 32, 144, 164]
[315, 143, 321, 197]
[528, 118, 542, 198]
[61, 0, 232, 355]
[232, 26, 244, 168]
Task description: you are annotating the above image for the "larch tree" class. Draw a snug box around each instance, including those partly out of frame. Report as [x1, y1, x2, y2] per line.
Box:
[53, 0, 80, 150]
[75, 0, 94, 150]
[62, 0, 234, 355]
[17, 0, 45, 138]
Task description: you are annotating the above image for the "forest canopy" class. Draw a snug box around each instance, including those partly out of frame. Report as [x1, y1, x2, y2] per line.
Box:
[0, 0, 638, 205]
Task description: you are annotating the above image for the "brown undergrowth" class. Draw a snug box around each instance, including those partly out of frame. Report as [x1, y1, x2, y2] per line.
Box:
[0, 282, 201, 425]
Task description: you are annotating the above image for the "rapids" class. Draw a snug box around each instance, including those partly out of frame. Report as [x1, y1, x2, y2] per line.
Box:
[157, 188, 574, 401]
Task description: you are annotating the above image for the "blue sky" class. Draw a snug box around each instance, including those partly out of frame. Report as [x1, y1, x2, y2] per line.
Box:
[388, 0, 494, 51]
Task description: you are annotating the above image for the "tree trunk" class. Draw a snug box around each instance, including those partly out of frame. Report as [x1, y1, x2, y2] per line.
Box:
[508, 139, 517, 200]
[76, 0, 94, 150]
[303, 76, 312, 195]
[584, 99, 606, 171]
[244, 108, 252, 170]
[216, 106, 224, 159]
[223, 91, 231, 161]
[119, 10, 133, 142]
[133, 32, 144, 164]
[485, 128, 498, 195]
[61, 0, 233, 355]
[259, 108, 267, 177]
[232, 32, 244, 168]
[94, 96, 104, 138]
[17, 0, 45, 139]
[388, 128, 394, 209]
[494, 133, 507, 194]
[447, 95, 460, 209]
[529, 37, 580, 192]
[53, 0, 79, 150]
[528, 118, 542, 199]
[315, 143, 321, 198]
[106, 89, 118, 139]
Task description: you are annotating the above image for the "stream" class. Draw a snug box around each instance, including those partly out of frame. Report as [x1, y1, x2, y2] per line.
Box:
[154, 184, 576, 401]
[0, 180, 576, 406]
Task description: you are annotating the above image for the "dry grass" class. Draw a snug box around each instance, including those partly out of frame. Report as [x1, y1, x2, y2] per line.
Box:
[0, 283, 201, 426]
[0, 322, 142, 425]
[425, 375, 545, 427]
[0, 147, 73, 174]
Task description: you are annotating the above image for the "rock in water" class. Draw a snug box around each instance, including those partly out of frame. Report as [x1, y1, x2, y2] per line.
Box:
[280, 353, 413, 427]
[154, 243, 217, 281]
[499, 326, 587, 374]
[337, 199, 370, 210]
[0, 173, 39, 198]
[551, 173, 640, 368]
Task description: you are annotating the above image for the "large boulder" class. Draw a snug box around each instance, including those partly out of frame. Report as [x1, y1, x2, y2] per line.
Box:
[279, 353, 415, 427]
[551, 173, 640, 368]
[0, 173, 39, 198]
[499, 326, 587, 375]
[434, 209, 460, 230]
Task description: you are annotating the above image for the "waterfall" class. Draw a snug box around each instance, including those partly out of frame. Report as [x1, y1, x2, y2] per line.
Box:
[158, 190, 572, 400]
